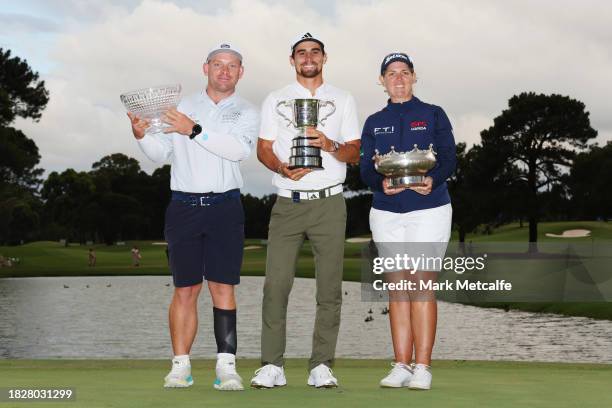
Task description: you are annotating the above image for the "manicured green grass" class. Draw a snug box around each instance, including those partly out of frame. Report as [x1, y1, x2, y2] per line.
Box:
[1, 221, 611, 320]
[2, 221, 609, 278]
[1, 359, 610, 408]
[455, 220, 612, 242]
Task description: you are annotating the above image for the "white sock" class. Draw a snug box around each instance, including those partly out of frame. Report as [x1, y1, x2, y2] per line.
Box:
[172, 354, 190, 369]
[217, 353, 235, 365]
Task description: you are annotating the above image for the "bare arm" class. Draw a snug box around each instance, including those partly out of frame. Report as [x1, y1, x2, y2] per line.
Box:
[304, 127, 360, 164]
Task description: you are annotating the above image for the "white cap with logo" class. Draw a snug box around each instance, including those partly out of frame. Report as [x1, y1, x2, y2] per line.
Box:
[206, 42, 243, 62]
[290, 32, 325, 52]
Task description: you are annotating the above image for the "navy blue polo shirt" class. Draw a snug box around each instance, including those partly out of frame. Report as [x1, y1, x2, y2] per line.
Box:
[359, 96, 456, 213]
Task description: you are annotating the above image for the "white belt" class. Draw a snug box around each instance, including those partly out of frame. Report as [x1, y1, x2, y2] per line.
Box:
[277, 184, 343, 201]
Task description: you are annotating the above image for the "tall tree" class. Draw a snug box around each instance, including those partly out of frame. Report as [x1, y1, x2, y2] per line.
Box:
[0, 48, 48, 244]
[448, 143, 521, 243]
[40, 169, 97, 242]
[0, 48, 50, 126]
[0, 126, 43, 191]
[448, 143, 480, 243]
[480, 92, 597, 245]
[568, 142, 612, 220]
[90, 154, 150, 243]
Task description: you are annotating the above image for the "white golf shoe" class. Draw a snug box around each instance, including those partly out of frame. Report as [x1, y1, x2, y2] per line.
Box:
[408, 363, 432, 390]
[307, 364, 338, 388]
[379, 362, 413, 388]
[214, 357, 243, 391]
[250, 364, 287, 388]
[163, 359, 193, 388]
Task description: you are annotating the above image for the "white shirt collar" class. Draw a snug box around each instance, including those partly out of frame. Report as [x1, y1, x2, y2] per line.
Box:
[199, 89, 237, 107]
[292, 81, 328, 97]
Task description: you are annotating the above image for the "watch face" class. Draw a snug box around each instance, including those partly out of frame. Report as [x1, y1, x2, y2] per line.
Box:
[193, 124, 202, 134]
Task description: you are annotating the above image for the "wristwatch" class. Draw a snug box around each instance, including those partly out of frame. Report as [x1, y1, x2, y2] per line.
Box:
[189, 124, 202, 139]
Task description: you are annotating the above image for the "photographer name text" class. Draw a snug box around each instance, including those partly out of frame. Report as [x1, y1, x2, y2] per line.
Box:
[372, 279, 512, 291]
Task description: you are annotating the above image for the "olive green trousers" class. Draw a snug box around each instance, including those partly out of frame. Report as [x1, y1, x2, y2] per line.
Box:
[260, 194, 346, 370]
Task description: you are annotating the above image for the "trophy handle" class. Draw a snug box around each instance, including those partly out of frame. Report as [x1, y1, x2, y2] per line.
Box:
[317, 100, 336, 126]
[275, 100, 296, 128]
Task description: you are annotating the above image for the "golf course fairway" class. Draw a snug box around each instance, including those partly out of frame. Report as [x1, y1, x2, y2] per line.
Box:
[1, 359, 610, 408]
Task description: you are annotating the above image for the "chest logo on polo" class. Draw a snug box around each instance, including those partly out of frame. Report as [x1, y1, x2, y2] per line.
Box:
[410, 120, 428, 131]
[374, 126, 394, 135]
[222, 111, 242, 123]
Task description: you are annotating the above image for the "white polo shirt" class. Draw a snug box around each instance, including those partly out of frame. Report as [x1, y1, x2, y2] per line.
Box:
[259, 82, 360, 191]
[137, 91, 259, 193]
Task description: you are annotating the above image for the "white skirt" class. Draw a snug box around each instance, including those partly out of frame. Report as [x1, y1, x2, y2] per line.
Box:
[369, 203, 452, 272]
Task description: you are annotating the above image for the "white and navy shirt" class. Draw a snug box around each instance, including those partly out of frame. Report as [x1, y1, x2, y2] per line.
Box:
[259, 82, 360, 191]
[137, 91, 259, 193]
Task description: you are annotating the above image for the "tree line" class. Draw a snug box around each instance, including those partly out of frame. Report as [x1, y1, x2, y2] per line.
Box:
[1, 48, 610, 246]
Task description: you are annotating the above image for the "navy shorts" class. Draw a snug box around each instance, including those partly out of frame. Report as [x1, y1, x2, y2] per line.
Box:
[164, 194, 244, 287]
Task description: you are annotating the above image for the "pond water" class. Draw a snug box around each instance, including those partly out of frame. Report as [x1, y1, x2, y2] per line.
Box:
[1, 276, 611, 363]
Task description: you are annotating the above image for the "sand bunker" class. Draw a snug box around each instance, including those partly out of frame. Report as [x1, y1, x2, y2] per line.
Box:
[545, 229, 591, 238]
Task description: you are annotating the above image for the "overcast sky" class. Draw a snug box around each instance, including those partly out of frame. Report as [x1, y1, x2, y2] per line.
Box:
[2, 0, 611, 196]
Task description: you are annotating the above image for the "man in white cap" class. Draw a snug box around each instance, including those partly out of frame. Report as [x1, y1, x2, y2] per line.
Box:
[251, 32, 360, 389]
[127, 42, 259, 391]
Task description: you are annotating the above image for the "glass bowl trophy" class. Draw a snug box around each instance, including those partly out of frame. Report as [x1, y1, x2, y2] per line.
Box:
[120, 84, 182, 134]
[373, 144, 437, 187]
[275, 98, 336, 170]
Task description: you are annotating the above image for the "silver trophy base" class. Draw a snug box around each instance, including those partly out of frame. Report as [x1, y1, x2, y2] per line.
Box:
[288, 155, 323, 170]
[291, 146, 321, 156]
[388, 175, 426, 188]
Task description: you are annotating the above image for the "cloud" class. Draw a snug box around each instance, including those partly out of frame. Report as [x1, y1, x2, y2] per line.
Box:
[11, 0, 612, 196]
[0, 13, 59, 34]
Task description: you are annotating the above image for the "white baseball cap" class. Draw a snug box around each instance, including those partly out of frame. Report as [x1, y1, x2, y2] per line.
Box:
[290, 32, 324, 53]
[206, 42, 243, 62]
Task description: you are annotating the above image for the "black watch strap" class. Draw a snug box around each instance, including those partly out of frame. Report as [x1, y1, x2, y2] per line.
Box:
[189, 124, 202, 139]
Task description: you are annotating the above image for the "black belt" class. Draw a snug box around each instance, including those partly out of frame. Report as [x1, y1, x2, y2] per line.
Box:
[171, 189, 240, 207]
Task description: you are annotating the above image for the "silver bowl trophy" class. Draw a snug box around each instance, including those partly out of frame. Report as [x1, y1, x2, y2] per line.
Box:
[373, 144, 437, 187]
[276, 98, 336, 170]
[120, 84, 182, 134]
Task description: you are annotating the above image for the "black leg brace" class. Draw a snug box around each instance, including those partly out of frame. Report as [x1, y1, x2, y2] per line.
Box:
[213, 307, 237, 354]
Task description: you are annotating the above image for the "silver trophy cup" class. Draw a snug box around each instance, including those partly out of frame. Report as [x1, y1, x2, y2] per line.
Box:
[276, 98, 336, 170]
[374, 144, 437, 187]
[120, 84, 182, 134]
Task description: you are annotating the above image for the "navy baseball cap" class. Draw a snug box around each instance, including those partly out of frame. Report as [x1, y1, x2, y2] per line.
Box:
[380, 52, 414, 75]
